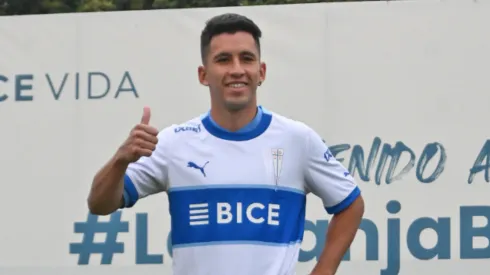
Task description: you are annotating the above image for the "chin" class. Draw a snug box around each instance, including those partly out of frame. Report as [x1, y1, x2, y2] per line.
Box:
[223, 99, 251, 112]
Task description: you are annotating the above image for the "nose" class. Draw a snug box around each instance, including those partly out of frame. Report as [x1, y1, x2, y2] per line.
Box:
[229, 58, 245, 76]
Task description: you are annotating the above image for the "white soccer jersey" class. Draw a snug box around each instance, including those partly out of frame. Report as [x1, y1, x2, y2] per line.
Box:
[122, 106, 360, 275]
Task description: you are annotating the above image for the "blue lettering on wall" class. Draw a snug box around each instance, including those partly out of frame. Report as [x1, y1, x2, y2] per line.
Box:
[468, 140, 490, 184]
[460, 206, 490, 259]
[47, 73, 69, 100]
[88, 72, 110, 99]
[135, 213, 163, 264]
[328, 137, 447, 185]
[0, 75, 8, 102]
[0, 72, 138, 102]
[16, 74, 34, 101]
[47, 71, 138, 100]
[115, 71, 139, 98]
[73, 203, 490, 270]
[297, 202, 487, 275]
[0, 74, 34, 102]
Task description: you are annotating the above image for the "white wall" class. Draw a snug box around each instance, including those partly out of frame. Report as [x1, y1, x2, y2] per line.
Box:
[1, 1, 489, 274]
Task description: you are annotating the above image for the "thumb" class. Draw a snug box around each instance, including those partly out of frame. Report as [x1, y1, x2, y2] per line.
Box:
[141, 106, 151, 125]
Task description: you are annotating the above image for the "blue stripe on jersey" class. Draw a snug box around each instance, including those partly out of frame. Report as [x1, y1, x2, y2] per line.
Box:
[168, 186, 306, 248]
[325, 186, 361, 214]
[123, 174, 139, 208]
[201, 106, 272, 141]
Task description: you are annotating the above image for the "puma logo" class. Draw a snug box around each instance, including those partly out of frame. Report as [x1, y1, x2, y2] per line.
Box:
[187, 161, 209, 177]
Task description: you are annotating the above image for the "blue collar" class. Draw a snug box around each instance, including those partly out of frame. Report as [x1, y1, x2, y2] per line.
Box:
[201, 106, 272, 141]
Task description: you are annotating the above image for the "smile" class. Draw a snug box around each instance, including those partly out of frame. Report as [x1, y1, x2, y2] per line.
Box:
[227, 82, 247, 88]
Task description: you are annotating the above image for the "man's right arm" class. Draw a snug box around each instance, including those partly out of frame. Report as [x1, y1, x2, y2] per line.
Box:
[87, 107, 166, 215]
[87, 156, 129, 215]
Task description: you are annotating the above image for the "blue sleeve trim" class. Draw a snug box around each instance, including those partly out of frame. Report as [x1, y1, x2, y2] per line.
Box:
[121, 189, 130, 208]
[325, 186, 361, 215]
[123, 174, 139, 208]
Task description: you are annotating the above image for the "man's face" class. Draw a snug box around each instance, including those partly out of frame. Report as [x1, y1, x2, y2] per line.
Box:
[198, 31, 266, 112]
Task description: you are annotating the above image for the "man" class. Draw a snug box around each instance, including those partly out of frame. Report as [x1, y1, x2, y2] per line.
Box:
[87, 13, 364, 275]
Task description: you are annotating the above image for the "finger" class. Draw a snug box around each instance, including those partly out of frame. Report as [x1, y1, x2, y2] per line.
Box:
[137, 124, 159, 136]
[135, 148, 153, 157]
[134, 130, 159, 144]
[141, 106, 151, 125]
[136, 139, 157, 151]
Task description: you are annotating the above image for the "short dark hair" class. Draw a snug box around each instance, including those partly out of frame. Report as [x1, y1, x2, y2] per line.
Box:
[200, 13, 262, 63]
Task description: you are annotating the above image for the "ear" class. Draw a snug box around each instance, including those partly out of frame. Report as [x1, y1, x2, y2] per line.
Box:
[259, 62, 266, 84]
[198, 65, 209, 86]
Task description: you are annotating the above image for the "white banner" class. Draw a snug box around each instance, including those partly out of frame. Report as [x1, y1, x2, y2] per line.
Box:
[1, 1, 489, 274]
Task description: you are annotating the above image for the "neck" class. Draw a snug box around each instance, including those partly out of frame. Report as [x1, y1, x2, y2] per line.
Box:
[210, 104, 258, 132]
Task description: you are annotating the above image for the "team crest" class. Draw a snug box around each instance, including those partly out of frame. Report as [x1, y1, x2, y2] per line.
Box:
[271, 148, 284, 185]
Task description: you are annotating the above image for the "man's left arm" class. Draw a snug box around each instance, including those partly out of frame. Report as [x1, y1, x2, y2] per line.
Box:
[303, 128, 365, 275]
[310, 196, 364, 275]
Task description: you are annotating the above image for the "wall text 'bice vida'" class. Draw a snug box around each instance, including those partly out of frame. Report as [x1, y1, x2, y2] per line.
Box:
[0, 71, 138, 102]
[327, 137, 490, 185]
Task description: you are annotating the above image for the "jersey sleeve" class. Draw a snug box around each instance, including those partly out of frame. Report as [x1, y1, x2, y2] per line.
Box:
[304, 127, 361, 215]
[121, 126, 174, 208]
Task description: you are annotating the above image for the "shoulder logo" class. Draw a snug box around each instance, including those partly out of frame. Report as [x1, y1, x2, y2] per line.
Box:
[271, 148, 284, 185]
[324, 149, 333, 162]
[187, 161, 209, 177]
[175, 124, 201, 133]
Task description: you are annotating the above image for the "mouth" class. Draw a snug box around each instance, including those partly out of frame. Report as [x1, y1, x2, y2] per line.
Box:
[226, 82, 248, 88]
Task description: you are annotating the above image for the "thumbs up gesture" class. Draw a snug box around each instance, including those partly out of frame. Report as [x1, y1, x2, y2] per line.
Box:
[116, 107, 159, 164]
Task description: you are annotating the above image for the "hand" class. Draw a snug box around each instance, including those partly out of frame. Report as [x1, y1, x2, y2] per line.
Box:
[115, 106, 159, 164]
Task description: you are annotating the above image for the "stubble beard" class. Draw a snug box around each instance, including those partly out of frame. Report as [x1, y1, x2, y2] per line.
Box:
[224, 99, 249, 112]
[223, 90, 256, 113]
